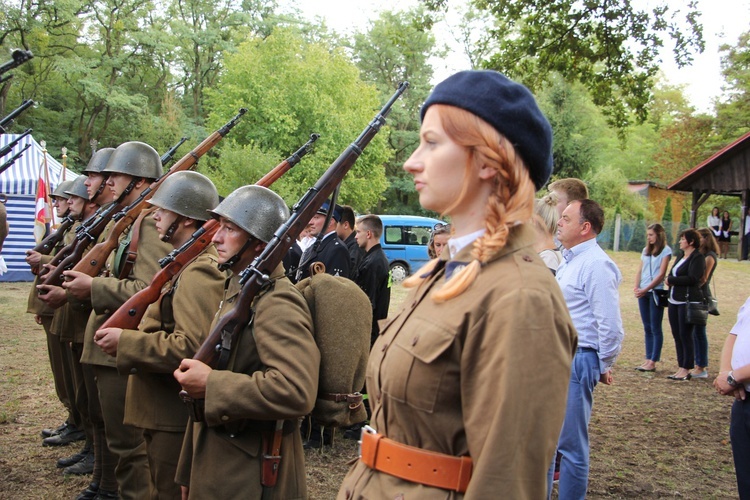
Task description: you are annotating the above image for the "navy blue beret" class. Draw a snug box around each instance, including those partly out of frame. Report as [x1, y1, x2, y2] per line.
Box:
[317, 200, 342, 222]
[421, 70, 553, 190]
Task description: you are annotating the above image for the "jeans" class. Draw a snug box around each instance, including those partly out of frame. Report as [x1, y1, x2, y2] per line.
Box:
[692, 323, 709, 368]
[638, 293, 665, 361]
[547, 348, 600, 500]
[731, 397, 750, 499]
[667, 303, 695, 369]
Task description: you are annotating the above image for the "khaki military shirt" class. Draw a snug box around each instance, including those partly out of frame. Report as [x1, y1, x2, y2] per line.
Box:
[338, 224, 577, 500]
[81, 210, 172, 367]
[176, 265, 319, 500]
[118, 247, 226, 431]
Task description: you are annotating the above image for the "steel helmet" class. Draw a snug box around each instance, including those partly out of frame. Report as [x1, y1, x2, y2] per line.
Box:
[50, 180, 75, 200]
[102, 141, 162, 180]
[148, 171, 219, 222]
[63, 176, 91, 201]
[82, 147, 116, 175]
[210, 185, 289, 243]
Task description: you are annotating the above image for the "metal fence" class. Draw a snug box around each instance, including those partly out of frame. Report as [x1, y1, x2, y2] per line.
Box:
[598, 215, 691, 252]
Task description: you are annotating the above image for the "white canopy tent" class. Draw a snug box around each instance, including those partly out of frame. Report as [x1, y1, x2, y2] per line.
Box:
[0, 133, 67, 281]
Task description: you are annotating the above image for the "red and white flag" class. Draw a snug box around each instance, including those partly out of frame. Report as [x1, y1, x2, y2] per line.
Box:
[33, 165, 51, 243]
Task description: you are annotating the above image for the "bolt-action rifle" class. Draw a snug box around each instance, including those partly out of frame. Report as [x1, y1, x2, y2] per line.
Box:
[68, 109, 246, 280]
[0, 49, 33, 84]
[0, 99, 34, 133]
[0, 142, 30, 176]
[100, 133, 320, 331]
[188, 82, 408, 370]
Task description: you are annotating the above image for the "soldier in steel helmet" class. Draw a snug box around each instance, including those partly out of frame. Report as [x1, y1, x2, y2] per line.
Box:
[36, 176, 102, 478]
[92, 171, 226, 499]
[174, 185, 319, 499]
[25, 179, 85, 447]
[63, 141, 172, 499]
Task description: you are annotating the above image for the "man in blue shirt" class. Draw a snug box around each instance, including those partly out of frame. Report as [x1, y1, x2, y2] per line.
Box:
[548, 199, 624, 499]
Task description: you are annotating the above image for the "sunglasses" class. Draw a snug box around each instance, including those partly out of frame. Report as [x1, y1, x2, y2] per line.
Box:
[433, 222, 449, 230]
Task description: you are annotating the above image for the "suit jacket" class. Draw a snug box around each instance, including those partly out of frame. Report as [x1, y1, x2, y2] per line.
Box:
[667, 250, 706, 302]
[295, 231, 350, 282]
[176, 265, 319, 499]
[356, 244, 390, 344]
[343, 232, 364, 282]
[81, 210, 172, 367]
[118, 247, 226, 431]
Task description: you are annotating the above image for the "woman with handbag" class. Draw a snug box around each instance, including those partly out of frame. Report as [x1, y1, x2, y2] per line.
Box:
[691, 228, 720, 378]
[633, 223, 672, 372]
[665, 229, 706, 380]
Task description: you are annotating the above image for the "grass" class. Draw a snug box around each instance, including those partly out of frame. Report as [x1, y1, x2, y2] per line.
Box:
[1, 252, 748, 498]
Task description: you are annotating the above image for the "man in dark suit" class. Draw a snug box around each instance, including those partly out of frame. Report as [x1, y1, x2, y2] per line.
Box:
[354, 214, 390, 346]
[294, 200, 350, 282]
[337, 205, 364, 281]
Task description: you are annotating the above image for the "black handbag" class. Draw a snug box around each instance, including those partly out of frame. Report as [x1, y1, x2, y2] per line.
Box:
[707, 278, 720, 316]
[686, 291, 708, 326]
[652, 289, 669, 308]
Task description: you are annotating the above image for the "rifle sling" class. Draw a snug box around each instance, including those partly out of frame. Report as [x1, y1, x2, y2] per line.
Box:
[117, 209, 150, 280]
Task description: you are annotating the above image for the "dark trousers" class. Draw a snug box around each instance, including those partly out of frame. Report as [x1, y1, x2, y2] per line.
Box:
[731, 397, 750, 499]
[667, 303, 695, 369]
[743, 232, 750, 261]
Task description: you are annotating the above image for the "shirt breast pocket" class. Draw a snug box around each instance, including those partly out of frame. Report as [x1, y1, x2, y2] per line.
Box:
[383, 317, 457, 413]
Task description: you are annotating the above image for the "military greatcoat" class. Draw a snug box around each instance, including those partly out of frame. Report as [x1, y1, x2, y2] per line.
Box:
[176, 264, 319, 500]
[338, 224, 578, 500]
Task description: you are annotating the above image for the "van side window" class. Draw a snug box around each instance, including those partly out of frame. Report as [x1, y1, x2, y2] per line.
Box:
[384, 226, 403, 244]
[412, 226, 431, 246]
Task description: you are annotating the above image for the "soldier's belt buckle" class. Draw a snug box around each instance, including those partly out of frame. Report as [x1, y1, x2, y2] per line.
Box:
[358, 424, 377, 458]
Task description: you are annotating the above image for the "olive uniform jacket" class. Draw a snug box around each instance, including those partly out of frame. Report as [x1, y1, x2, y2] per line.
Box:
[338, 224, 578, 500]
[81, 211, 172, 367]
[26, 222, 75, 318]
[176, 264, 319, 500]
[117, 247, 226, 431]
[51, 221, 94, 343]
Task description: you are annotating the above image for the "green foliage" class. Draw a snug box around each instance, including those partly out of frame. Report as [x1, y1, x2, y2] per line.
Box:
[662, 196, 674, 248]
[442, 0, 704, 135]
[586, 165, 646, 221]
[628, 211, 647, 252]
[352, 7, 441, 214]
[715, 31, 750, 144]
[203, 27, 391, 210]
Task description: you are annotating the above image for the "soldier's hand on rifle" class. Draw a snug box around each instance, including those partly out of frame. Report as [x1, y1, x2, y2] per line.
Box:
[94, 327, 122, 357]
[61, 270, 93, 299]
[25, 249, 41, 268]
[174, 358, 211, 399]
[36, 284, 68, 309]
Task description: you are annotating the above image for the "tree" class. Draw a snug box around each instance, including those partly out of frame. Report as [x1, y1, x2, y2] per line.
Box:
[586, 165, 645, 221]
[628, 211, 647, 252]
[537, 76, 596, 179]
[662, 196, 674, 248]
[352, 7, 442, 214]
[715, 30, 750, 144]
[650, 113, 714, 184]
[202, 27, 391, 208]
[423, 0, 704, 134]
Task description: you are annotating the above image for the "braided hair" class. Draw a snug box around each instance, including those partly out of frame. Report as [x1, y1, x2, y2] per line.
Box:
[403, 105, 535, 302]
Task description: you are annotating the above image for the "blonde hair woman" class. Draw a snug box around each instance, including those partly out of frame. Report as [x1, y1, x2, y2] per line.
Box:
[337, 70, 577, 499]
[534, 192, 563, 272]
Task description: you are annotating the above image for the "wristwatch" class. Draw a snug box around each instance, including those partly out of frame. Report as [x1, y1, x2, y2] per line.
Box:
[728, 371, 739, 387]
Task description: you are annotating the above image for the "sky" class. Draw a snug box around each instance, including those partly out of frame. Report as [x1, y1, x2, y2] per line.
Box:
[284, 0, 749, 114]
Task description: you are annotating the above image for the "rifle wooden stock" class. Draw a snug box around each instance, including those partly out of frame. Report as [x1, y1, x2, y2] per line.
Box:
[40, 202, 126, 286]
[101, 133, 320, 331]
[33, 213, 75, 256]
[71, 109, 247, 279]
[191, 83, 408, 368]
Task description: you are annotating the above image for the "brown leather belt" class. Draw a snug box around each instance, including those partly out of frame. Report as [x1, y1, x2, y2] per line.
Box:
[360, 430, 472, 493]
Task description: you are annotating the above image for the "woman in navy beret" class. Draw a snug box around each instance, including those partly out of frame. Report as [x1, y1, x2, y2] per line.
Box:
[338, 70, 578, 499]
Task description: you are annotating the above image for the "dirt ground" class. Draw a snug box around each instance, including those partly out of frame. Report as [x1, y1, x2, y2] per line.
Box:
[1, 251, 748, 499]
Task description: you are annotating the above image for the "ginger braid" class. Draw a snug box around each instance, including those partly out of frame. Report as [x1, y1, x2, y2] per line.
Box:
[403, 105, 536, 302]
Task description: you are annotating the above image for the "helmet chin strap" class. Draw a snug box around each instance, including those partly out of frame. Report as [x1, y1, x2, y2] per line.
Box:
[160, 216, 184, 243]
[219, 237, 253, 272]
[90, 175, 109, 204]
[120, 178, 139, 199]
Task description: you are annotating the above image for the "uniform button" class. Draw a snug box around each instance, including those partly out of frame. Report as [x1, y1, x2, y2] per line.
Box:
[130, 368, 137, 374]
[411, 301, 417, 308]
[345, 489, 351, 499]
[523, 255, 533, 262]
[381, 343, 388, 352]
[104, 309, 111, 314]
[221, 415, 229, 422]
[411, 335, 419, 346]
